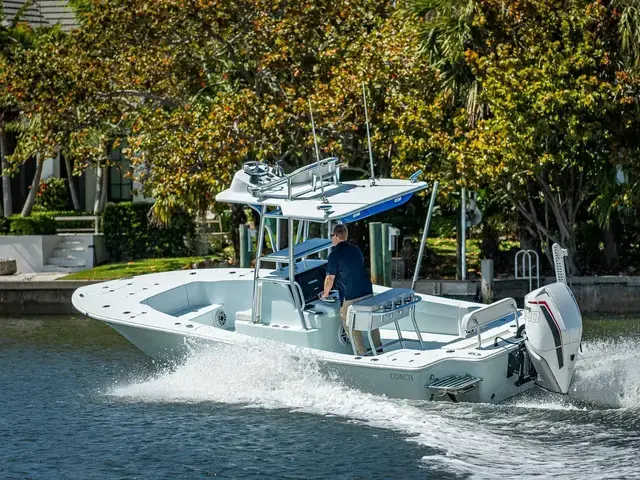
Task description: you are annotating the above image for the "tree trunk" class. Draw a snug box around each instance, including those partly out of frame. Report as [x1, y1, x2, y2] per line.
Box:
[21, 155, 43, 217]
[456, 204, 463, 280]
[0, 122, 12, 217]
[64, 155, 81, 211]
[99, 164, 108, 211]
[602, 225, 619, 271]
[93, 164, 108, 214]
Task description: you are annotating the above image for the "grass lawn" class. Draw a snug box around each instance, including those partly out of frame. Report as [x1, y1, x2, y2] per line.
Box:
[425, 238, 481, 278]
[61, 237, 515, 281]
[60, 255, 226, 281]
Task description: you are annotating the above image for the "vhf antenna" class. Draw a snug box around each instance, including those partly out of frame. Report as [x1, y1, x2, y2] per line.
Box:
[362, 82, 376, 185]
[308, 99, 328, 203]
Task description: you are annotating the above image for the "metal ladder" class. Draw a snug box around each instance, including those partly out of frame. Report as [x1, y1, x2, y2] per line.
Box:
[515, 249, 540, 290]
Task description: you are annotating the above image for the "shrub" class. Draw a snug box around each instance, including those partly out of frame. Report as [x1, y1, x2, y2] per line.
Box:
[8, 214, 57, 235]
[103, 202, 195, 261]
[0, 216, 9, 235]
[34, 177, 72, 212]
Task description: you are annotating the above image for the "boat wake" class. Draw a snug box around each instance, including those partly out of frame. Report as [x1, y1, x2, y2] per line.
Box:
[570, 338, 640, 408]
[108, 337, 640, 479]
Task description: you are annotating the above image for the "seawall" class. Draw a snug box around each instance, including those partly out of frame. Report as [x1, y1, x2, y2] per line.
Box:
[0, 280, 98, 315]
[392, 276, 640, 314]
[1, 276, 639, 316]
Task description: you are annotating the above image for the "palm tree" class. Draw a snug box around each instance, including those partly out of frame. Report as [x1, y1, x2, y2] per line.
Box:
[403, 0, 482, 123]
[613, 0, 640, 70]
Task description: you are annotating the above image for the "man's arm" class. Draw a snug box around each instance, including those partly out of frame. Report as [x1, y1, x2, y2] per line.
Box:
[323, 251, 338, 299]
[322, 274, 335, 299]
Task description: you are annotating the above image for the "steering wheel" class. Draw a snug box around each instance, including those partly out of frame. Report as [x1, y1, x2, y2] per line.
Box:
[318, 290, 340, 303]
[243, 160, 270, 177]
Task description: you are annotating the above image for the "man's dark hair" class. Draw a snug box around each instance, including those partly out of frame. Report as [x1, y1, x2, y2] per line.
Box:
[332, 223, 348, 240]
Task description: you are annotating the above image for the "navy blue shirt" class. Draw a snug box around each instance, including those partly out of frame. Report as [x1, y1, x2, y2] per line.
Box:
[327, 241, 373, 304]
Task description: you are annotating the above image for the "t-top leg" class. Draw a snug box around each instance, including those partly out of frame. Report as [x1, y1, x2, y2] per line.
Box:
[394, 317, 405, 349]
[411, 307, 425, 349]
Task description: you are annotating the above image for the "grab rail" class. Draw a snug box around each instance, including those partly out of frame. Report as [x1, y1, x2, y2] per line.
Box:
[255, 277, 309, 330]
[460, 298, 518, 348]
[515, 249, 539, 291]
[55, 215, 100, 235]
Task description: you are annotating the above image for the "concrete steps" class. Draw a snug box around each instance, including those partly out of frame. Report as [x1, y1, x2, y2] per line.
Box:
[43, 238, 89, 273]
[41, 264, 85, 273]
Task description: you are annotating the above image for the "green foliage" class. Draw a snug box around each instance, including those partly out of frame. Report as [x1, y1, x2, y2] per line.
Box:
[7, 213, 57, 235]
[430, 215, 457, 238]
[33, 177, 72, 212]
[5, 0, 640, 276]
[103, 202, 196, 261]
[0, 215, 9, 234]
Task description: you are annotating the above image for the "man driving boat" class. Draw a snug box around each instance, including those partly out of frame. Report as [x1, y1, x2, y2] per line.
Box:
[321, 224, 382, 355]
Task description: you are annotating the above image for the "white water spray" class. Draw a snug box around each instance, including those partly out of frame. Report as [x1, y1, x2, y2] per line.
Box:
[109, 337, 640, 479]
[571, 338, 640, 408]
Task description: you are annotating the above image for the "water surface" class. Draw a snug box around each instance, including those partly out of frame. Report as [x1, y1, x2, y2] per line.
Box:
[1, 315, 639, 479]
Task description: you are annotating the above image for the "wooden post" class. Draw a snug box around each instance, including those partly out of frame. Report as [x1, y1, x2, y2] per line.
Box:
[381, 223, 392, 287]
[369, 222, 383, 285]
[239, 224, 250, 268]
[481, 259, 494, 304]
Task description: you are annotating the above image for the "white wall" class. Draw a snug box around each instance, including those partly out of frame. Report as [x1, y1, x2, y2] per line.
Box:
[84, 166, 98, 211]
[0, 236, 59, 273]
[41, 153, 60, 180]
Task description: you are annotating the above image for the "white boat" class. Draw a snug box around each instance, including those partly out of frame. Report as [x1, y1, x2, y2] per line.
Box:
[73, 156, 583, 403]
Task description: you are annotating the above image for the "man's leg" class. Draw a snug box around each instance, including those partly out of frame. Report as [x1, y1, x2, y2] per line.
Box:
[371, 328, 382, 350]
[340, 299, 367, 355]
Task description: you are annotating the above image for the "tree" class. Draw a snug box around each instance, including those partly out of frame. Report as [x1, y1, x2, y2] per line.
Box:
[7, 19, 129, 215]
[58, 0, 440, 223]
[441, 0, 640, 272]
[0, 1, 37, 217]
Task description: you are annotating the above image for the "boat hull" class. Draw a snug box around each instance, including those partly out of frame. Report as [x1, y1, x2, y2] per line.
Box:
[107, 320, 535, 403]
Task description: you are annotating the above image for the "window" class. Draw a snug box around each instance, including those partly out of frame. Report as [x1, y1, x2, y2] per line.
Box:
[108, 146, 133, 202]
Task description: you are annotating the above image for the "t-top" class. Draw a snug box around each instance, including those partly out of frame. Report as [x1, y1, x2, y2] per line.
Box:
[326, 241, 373, 305]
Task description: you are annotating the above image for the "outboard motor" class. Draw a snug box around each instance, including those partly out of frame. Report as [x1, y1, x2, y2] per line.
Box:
[523, 282, 582, 393]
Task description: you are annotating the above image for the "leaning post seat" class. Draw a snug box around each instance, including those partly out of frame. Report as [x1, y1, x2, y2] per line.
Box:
[346, 288, 425, 356]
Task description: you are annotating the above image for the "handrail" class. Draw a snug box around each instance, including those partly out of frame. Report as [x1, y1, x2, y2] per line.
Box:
[460, 298, 518, 348]
[255, 277, 308, 328]
[514, 249, 539, 291]
[249, 157, 340, 200]
[54, 215, 100, 235]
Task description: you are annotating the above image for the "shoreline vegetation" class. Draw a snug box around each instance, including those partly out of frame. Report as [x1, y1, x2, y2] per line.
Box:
[60, 238, 488, 281]
[60, 254, 229, 281]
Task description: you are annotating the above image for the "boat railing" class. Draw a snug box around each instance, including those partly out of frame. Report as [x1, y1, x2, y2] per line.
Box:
[254, 276, 308, 329]
[514, 249, 540, 291]
[460, 298, 518, 348]
[248, 157, 340, 200]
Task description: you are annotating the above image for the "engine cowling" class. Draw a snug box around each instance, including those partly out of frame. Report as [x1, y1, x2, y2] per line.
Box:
[523, 282, 583, 394]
